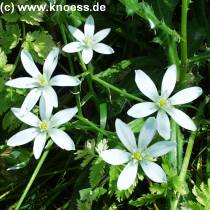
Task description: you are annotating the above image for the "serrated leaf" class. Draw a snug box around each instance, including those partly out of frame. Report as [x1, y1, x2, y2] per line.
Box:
[129, 194, 162, 207]
[89, 158, 105, 188]
[0, 24, 21, 54]
[22, 31, 55, 63]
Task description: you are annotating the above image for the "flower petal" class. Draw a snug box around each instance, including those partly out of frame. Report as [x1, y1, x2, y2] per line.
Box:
[115, 119, 137, 152]
[11, 108, 40, 127]
[43, 47, 59, 80]
[93, 28, 111, 43]
[19, 88, 41, 115]
[50, 107, 78, 128]
[50, 75, 81, 87]
[84, 15, 95, 37]
[39, 96, 53, 121]
[156, 110, 170, 140]
[5, 77, 38, 89]
[135, 70, 159, 101]
[93, 43, 114, 54]
[140, 160, 167, 183]
[117, 161, 138, 190]
[166, 108, 196, 131]
[48, 128, 75, 150]
[161, 64, 177, 98]
[144, 141, 176, 157]
[100, 149, 130, 165]
[68, 25, 85, 42]
[169, 87, 203, 105]
[42, 86, 58, 108]
[33, 132, 47, 159]
[82, 48, 93, 64]
[21, 50, 41, 78]
[138, 117, 156, 150]
[7, 128, 39, 146]
[127, 102, 158, 118]
[62, 42, 83, 54]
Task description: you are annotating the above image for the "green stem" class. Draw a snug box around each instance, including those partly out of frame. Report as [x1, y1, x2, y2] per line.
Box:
[76, 115, 109, 137]
[180, 0, 190, 81]
[60, 24, 82, 116]
[15, 141, 53, 210]
[92, 75, 143, 102]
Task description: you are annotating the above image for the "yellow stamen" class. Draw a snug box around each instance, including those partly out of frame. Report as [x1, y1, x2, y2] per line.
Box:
[159, 98, 167, 107]
[39, 75, 47, 86]
[132, 152, 142, 160]
[39, 121, 49, 131]
[84, 37, 94, 47]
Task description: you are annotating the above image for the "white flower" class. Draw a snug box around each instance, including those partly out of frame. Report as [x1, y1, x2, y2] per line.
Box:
[62, 15, 114, 64]
[127, 65, 203, 140]
[7, 98, 78, 159]
[6, 47, 81, 115]
[100, 118, 176, 190]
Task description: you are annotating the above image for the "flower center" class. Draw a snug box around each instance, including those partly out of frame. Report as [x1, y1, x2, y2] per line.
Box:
[39, 120, 49, 131]
[84, 37, 94, 47]
[38, 75, 48, 86]
[132, 152, 142, 161]
[159, 98, 168, 108]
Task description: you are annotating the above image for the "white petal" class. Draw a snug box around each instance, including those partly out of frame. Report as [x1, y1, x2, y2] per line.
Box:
[127, 102, 158, 118]
[93, 43, 114, 54]
[21, 50, 41, 78]
[156, 110, 170, 140]
[33, 132, 47, 159]
[115, 119, 137, 152]
[11, 108, 40, 127]
[43, 47, 59, 80]
[50, 107, 78, 128]
[100, 149, 130, 165]
[5, 77, 38, 89]
[169, 87, 203, 105]
[138, 117, 156, 150]
[19, 88, 41, 115]
[135, 70, 159, 101]
[68, 25, 85, 42]
[50, 75, 81, 87]
[62, 42, 83, 53]
[7, 128, 39, 146]
[39, 96, 53, 121]
[82, 48, 93, 64]
[93, 28, 111, 43]
[48, 128, 75, 150]
[84, 15, 95, 37]
[166, 108, 196, 131]
[161, 64, 177, 98]
[117, 161, 138, 190]
[140, 160, 167, 183]
[144, 141, 176, 157]
[42, 86, 58, 108]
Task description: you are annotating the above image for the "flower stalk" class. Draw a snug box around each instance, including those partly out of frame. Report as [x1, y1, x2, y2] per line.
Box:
[15, 140, 53, 210]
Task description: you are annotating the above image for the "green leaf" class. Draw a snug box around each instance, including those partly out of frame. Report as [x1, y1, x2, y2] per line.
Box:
[22, 31, 55, 63]
[129, 193, 162, 207]
[0, 24, 21, 54]
[19, 2, 46, 25]
[192, 179, 210, 208]
[89, 158, 105, 188]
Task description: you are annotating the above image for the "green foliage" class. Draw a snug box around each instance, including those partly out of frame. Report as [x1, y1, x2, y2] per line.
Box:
[22, 31, 55, 63]
[0, 24, 21, 54]
[89, 158, 105, 188]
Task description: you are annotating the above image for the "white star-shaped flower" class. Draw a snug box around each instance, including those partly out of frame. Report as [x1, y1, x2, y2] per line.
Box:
[7, 98, 78, 159]
[6, 47, 81, 115]
[127, 65, 203, 140]
[62, 15, 114, 64]
[100, 117, 176, 190]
